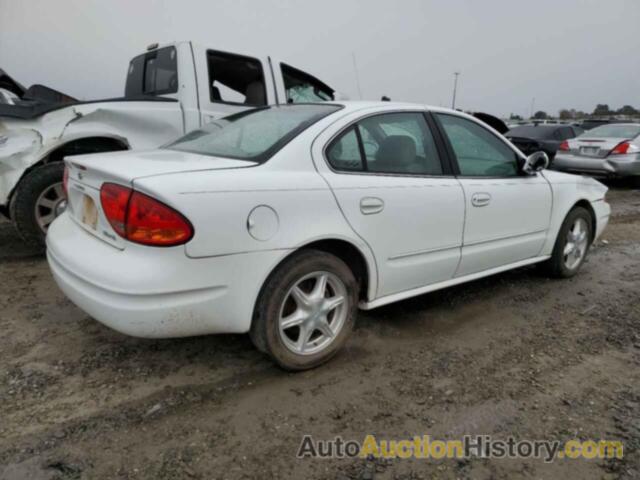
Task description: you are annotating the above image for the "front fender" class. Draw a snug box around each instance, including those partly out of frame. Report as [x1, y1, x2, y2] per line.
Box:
[540, 170, 609, 255]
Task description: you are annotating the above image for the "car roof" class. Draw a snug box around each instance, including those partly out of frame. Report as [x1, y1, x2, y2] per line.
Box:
[329, 100, 466, 116]
[510, 124, 562, 129]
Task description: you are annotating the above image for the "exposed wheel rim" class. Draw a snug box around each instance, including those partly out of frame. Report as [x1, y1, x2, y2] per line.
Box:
[34, 182, 66, 233]
[278, 271, 348, 356]
[563, 217, 588, 270]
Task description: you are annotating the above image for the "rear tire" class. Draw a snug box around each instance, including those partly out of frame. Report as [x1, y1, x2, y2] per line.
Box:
[542, 206, 592, 278]
[9, 163, 65, 250]
[250, 249, 359, 371]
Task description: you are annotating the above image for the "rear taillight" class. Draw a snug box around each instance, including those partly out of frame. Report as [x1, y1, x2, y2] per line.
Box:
[559, 140, 570, 151]
[126, 191, 193, 246]
[62, 165, 69, 198]
[609, 141, 638, 155]
[99, 183, 193, 246]
[100, 183, 131, 237]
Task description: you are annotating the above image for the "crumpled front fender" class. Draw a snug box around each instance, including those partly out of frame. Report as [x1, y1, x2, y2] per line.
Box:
[0, 108, 80, 206]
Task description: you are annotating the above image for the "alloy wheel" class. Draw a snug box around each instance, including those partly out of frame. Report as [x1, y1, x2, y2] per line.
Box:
[278, 271, 348, 356]
[34, 182, 66, 233]
[563, 217, 588, 270]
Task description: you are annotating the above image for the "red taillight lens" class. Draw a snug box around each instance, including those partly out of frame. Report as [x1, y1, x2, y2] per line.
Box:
[126, 191, 193, 246]
[99, 183, 193, 246]
[100, 183, 131, 237]
[559, 140, 570, 151]
[610, 141, 630, 155]
[62, 165, 70, 198]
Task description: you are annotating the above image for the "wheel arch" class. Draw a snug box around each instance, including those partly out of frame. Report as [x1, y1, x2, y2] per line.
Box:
[6, 135, 129, 218]
[252, 237, 376, 321]
[572, 199, 597, 243]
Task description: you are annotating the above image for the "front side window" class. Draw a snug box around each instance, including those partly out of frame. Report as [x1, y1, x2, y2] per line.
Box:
[125, 47, 178, 97]
[281, 63, 334, 103]
[326, 112, 444, 175]
[207, 51, 266, 105]
[436, 114, 519, 177]
[167, 104, 340, 162]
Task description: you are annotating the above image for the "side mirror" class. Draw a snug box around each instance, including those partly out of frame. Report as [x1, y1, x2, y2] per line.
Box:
[523, 151, 549, 174]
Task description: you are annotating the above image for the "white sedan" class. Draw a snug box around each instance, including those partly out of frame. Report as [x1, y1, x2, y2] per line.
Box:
[47, 102, 610, 370]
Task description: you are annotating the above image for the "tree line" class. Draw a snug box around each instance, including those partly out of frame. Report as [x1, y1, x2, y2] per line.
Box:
[510, 104, 639, 121]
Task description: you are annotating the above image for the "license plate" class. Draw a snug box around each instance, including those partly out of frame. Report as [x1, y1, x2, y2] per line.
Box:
[580, 146, 600, 156]
[81, 195, 98, 230]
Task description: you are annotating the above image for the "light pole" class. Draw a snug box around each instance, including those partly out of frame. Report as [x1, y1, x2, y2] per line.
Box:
[352, 52, 363, 100]
[451, 72, 460, 109]
[530, 97, 536, 119]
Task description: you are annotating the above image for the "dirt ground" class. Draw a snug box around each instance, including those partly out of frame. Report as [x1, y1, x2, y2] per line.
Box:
[1, 183, 639, 480]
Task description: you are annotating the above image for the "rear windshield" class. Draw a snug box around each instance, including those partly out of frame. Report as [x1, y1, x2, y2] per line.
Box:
[507, 126, 556, 139]
[166, 104, 341, 162]
[125, 46, 178, 97]
[581, 124, 640, 139]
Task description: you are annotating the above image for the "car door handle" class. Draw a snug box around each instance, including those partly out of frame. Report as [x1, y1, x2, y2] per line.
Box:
[471, 192, 492, 207]
[360, 197, 385, 215]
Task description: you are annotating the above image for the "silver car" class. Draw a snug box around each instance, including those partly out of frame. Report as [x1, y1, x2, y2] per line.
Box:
[553, 123, 640, 182]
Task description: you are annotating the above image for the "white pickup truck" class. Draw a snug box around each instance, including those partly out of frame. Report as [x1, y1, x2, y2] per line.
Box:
[0, 41, 337, 246]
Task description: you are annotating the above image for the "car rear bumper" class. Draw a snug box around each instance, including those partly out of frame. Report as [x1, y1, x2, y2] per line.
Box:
[553, 153, 640, 177]
[46, 213, 285, 338]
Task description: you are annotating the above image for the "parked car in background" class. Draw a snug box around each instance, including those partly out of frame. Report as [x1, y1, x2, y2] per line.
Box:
[506, 124, 583, 161]
[578, 119, 623, 131]
[47, 101, 610, 370]
[553, 123, 640, 183]
[0, 41, 337, 247]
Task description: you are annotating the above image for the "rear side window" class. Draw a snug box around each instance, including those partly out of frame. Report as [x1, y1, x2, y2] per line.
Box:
[167, 104, 340, 162]
[326, 112, 444, 175]
[326, 127, 363, 171]
[436, 113, 519, 177]
[281, 63, 334, 103]
[583, 124, 640, 139]
[125, 47, 178, 97]
[207, 51, 266, 106]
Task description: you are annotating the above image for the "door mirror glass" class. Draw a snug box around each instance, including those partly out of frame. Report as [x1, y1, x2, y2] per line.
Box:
[523, 151, 549, 174]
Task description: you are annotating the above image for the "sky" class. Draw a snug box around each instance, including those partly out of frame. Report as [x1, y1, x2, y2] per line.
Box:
[0, 0, 638, 118]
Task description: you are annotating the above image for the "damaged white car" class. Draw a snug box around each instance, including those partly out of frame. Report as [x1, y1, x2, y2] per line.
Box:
[0, 41, 337, 246]
[47, 102, 610, 370]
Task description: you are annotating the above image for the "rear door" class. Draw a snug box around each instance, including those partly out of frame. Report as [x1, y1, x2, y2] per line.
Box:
[433, 112, 552, 276]
[318, 110, 465, 298]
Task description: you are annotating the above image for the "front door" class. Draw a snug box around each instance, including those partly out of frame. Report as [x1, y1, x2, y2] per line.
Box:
[434, 113, 552, 276]
[319, 111, 465, 298]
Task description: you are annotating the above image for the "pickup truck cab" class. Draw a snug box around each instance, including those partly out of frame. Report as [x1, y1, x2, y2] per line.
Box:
[0, 41, 337, 246]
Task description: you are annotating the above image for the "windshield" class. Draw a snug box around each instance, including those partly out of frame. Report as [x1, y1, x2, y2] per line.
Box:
[507, 126, 555, 139]
[166, 104, 341, 162]
[125, 46, 178, 97]
[581, 124, 640, 139]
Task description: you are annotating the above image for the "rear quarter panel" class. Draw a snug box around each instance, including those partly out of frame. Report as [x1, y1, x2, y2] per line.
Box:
[132, 141, 376, 267]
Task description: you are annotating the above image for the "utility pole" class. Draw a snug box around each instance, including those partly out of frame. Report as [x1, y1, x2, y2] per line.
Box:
[352, 53, 363, 100]
[451, 72, 460, 109]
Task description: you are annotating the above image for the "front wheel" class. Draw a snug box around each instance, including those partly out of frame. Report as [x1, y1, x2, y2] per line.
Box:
[10, 163, 66, 249]
[542, 206, 592, 278]
[250, 250, 359, 371]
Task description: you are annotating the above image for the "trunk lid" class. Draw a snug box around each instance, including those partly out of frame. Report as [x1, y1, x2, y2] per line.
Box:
[567, 137, 630, 158]
[64, 149, 255, 249]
